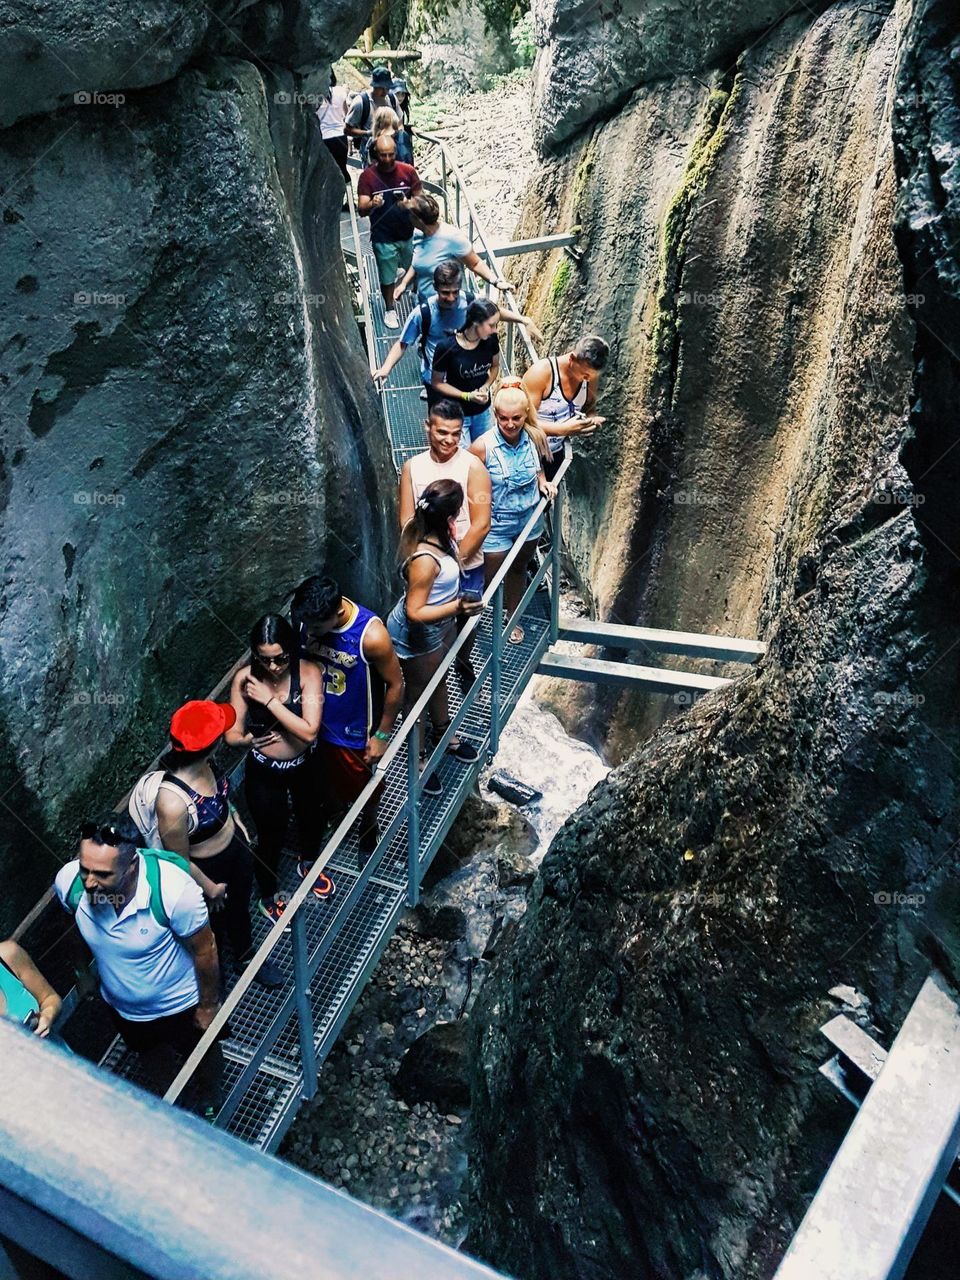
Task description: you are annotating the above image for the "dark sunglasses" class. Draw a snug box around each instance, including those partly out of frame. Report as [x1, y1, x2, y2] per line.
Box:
[256, 652, 290, 669]
[79, 821, 123, 846]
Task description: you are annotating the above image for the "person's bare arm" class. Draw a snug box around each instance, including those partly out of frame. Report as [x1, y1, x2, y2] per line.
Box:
[241, 664, 321, 746]
[361, 619, 406, 764]
[0, 940, 62, 1037]
[357, 189, 383, 217]
[374, 337, 409, 383]
[181, 925, 221, 1030]
[399, 462, 415, 529]
[481, 351, 500, 392]
[497, 307, 544, 346]
[224, 668, 254, 747]
[394, 266, 415, 299]
[459, 456, 492, 564]
[156, 790, 225, 903]
[462, 249, 512, 292]
[468, 438, 488, 464]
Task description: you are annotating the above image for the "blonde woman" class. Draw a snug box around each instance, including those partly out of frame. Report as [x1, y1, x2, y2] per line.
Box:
[469, 381, 555, 644]
[370, 105, 402, 155]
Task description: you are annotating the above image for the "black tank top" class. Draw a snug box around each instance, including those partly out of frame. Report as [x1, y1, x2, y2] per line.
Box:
[245, 654, 302, 735]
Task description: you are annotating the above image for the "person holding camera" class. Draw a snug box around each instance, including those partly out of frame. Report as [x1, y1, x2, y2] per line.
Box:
[386, 479, 483, 795]
[357, 135, 423, 329]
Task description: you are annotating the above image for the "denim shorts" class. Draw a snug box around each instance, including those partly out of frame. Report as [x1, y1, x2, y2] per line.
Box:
[484, 511, 545, 554]
[386, 598, 455, 659]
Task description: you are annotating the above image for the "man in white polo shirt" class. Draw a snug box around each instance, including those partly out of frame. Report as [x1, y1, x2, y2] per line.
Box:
[55, 811, 223, 1112]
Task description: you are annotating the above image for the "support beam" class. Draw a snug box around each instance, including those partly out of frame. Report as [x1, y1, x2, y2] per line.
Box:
[0, 1026, 509, 1280]
[558, 618, 766, 664]
[344, 48, 422, 61]
[538, 652, 731, 696]
[490, 233, 579, 258]
[775, 971, 960, 1280]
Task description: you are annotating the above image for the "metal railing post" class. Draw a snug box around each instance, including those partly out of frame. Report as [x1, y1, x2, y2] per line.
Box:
[506, 323, 514, 375]
[406, 732, 421, 907]
[489, 582, 504, 757]
[440, 151, 449, 221]
[550, 483, 563, 645]
[291, 911, 317, 1101]
[455, 182, 461, 230]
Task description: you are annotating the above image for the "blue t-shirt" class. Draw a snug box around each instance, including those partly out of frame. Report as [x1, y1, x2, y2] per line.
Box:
[399, 291, 474, 376]
[411, 225, 473, 300]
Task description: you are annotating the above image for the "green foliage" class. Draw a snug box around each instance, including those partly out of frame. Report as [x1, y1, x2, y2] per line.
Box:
[418, 0, 529, 36]
[549, 257, 572, 306]
[510, 11, 536, 66]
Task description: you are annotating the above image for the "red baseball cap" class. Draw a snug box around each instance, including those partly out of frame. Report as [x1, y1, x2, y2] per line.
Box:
[169, 701, 237, 752]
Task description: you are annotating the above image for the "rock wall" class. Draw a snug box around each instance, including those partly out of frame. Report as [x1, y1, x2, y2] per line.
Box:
[471, 0, 960, 1275]
[516, 0, 911, 760]
[403, 0, 521, 93]
[0, 2, 388, 933]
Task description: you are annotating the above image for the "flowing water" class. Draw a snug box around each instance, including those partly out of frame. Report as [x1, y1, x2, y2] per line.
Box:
[481, 680, 609, 864]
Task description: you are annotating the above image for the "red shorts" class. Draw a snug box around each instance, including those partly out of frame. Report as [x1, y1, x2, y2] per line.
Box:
[311, 740, 382, 816]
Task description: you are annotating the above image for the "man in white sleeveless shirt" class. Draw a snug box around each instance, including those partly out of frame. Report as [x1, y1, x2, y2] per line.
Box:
[399, 398, 492, 683]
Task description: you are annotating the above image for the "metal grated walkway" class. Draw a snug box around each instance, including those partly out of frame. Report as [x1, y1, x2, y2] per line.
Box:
[99, 149, 557, 1150]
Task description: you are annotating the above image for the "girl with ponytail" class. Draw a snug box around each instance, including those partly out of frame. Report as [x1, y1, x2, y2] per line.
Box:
[386, 479, 484, 794]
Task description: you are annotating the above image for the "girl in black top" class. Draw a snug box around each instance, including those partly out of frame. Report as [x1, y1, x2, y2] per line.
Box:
[225, 615, 326, 920]
[431, 299, 501, 443]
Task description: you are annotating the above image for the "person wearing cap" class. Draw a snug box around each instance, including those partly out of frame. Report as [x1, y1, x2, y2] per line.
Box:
[54, 811, 224, 1113]
[357, 133, 423, 329]
[156, 701, 283, 990]
[344, 66, 399, 162]
[392, 77, 413, 163]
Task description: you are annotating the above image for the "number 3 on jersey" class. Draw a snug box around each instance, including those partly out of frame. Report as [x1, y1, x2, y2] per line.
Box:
[324, 667, 347, 697]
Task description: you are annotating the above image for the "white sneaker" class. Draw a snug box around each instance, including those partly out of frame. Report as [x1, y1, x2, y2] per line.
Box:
[383, 308, 400, 329]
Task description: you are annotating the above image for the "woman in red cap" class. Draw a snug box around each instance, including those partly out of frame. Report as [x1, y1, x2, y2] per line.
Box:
[225, 615, 327, 921]
[158, 700, 283, 990]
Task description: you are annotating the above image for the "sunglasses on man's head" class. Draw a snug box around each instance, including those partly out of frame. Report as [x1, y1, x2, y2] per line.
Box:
[79, 821, 123, 846]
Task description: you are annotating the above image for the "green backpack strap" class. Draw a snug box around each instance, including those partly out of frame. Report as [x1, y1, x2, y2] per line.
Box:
[65, 872, 85, 915]
[140, 848, 192, 930]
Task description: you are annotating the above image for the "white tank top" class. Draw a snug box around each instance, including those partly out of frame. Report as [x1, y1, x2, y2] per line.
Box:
[404, 548, 461, 605]
[539, 356, 588, 455]
[408, 448, 482, 570]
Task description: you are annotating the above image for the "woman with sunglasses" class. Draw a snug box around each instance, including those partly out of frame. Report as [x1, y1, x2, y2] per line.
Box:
[0, 938, 61, 1037]
[470, 381, 555, 645]
[226, 616, 326, 921]
[154, 700, 282, 989]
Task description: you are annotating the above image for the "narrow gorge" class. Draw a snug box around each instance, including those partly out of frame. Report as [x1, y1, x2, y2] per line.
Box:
[0, 0, 958, 1277]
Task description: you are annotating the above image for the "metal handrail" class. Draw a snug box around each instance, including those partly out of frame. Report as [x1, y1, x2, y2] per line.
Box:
[166, 148, 568, 1104]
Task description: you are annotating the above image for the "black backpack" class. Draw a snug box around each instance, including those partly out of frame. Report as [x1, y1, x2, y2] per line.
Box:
[358, 90, 398, 130]
[419, 292, 475, 362]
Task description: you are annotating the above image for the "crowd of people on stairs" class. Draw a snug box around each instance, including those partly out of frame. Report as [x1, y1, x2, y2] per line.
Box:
[2, 61, 610, 1123]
